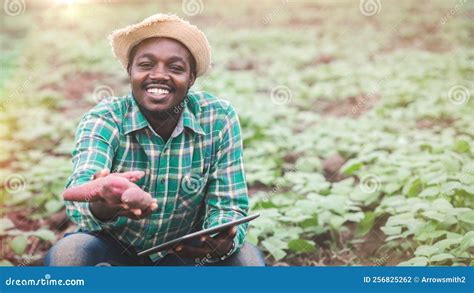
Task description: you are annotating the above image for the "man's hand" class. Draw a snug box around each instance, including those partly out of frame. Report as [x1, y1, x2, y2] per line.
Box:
[90, 169, 156, 220]
[90, 198, 155, 221]
[171, 226, 237, 259]
[94, 169, 146, 205]
[62, 169, 146, 203]
[99, 175, 131, 204]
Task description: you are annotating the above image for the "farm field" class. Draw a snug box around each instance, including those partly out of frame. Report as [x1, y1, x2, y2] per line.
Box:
[0, 0, 473, 266]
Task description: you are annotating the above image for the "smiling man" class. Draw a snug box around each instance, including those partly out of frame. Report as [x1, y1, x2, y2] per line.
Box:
[45, 14, 265, 266]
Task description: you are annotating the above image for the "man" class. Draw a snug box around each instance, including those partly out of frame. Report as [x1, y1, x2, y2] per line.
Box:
[45, 13, 265, 266]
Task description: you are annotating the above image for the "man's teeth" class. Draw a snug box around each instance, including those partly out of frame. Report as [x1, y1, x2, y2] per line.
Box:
[146, 88, 170, 94]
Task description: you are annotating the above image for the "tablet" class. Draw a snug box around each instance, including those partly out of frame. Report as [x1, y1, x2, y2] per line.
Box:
[137, 213, 260, 256]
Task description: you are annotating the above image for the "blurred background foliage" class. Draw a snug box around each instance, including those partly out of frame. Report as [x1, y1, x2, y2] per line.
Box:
[0, 0, 473, 266]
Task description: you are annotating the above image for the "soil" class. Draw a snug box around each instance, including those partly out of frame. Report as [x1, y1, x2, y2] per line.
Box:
[313, 94, 380, 118]
[322, 153, 346, 182]
[416, 117, 455, 129]
[3, 208, 75, 266]
[270, 217, 411, 266]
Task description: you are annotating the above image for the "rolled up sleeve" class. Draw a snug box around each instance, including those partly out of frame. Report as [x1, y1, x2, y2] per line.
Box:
[65, 111, 121, 232]
[203, 104, 249, 258]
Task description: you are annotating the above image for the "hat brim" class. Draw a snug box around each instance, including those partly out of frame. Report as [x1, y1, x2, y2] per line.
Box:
[109, 14, 211, 77]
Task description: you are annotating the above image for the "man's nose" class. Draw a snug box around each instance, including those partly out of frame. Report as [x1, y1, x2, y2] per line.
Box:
[149, 65, 170, 80]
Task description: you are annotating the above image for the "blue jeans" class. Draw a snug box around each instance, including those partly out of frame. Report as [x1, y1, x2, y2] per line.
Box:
[44, 231, 266, 266]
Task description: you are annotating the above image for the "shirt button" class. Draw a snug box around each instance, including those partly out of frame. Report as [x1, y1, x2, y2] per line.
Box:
[159, 176, 165, 183]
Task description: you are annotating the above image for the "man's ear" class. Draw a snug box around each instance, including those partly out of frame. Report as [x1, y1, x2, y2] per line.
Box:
[127, 60, 133, 78]
[188, 72, 196, 89]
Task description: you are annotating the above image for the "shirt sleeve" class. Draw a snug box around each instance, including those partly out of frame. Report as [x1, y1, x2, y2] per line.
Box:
[203, 104, 249, 258]
[64, 110, 122, 232]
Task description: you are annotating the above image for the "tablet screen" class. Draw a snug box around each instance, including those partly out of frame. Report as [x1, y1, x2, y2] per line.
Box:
[137, 213, 260, 257]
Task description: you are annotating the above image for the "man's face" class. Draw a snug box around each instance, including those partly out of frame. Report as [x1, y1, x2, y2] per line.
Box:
[129, 37, 195, 114]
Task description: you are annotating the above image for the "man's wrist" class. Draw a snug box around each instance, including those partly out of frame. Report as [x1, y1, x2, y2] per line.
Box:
[202, 239, 236, 264]
[219, 239, 236, 261]
[89, 200, 120, 222]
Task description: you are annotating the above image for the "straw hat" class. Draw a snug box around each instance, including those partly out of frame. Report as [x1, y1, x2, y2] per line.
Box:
[109, 13, 211, 76]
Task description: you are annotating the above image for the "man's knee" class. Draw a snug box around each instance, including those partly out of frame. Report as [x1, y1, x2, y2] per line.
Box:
[44, 232, 105, 266]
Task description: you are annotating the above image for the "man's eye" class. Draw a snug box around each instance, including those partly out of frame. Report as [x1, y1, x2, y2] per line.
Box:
[139, 63, 152, 68]
[170, 65, 184, 72]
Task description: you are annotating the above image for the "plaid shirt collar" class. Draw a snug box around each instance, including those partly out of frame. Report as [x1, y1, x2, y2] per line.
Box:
[123, 92, 205, 136]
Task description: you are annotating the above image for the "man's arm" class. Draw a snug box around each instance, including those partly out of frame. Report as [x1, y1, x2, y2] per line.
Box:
[63, 170, 145, 202]
[65, 111, 158, 228]
[173, 104, 249, 259]
[204, 104, 249, 257]
[65, 110, 123, 231]
[65, 174, 124, 222]
[63, 169, 156, 219]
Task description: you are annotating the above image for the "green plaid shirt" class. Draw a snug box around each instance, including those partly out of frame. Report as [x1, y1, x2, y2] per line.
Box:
[65, 91, 249, 262]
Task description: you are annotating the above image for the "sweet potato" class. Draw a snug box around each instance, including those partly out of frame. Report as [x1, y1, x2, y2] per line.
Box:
[62, 175, 129, 203]
[62, 172, 157, 216]
[121, 187, 157, 210]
